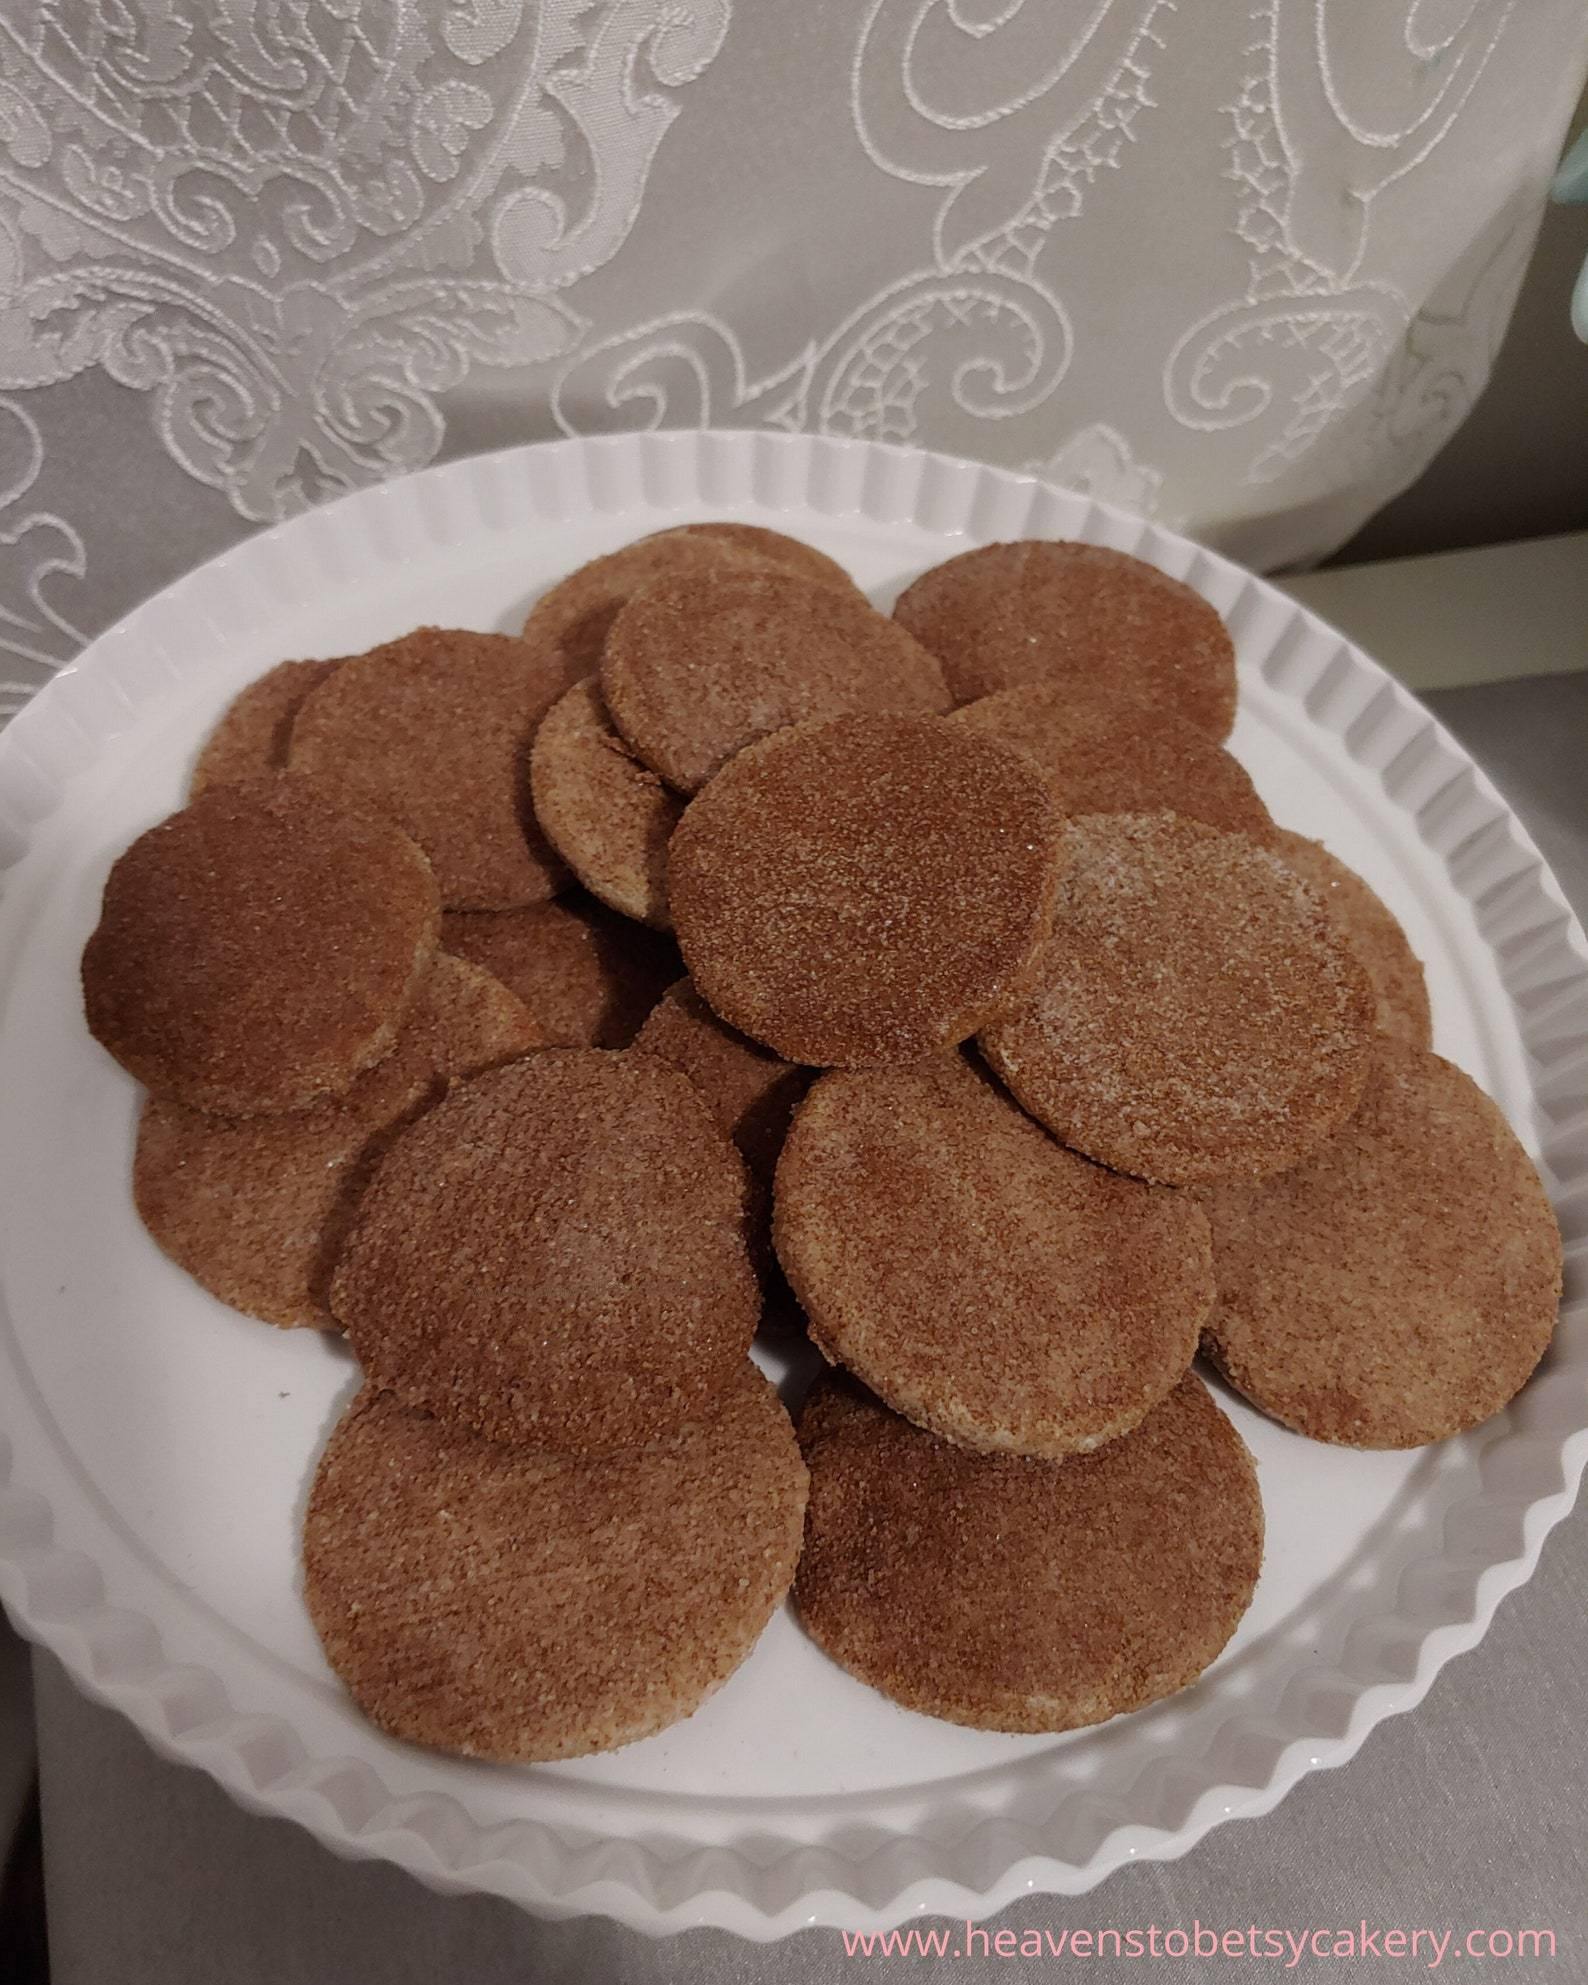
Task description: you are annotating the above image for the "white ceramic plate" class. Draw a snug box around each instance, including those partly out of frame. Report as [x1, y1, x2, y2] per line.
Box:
[0, 432, 1584, 1941]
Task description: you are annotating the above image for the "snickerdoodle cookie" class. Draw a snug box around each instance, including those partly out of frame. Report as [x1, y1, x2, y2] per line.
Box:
[950, 680, 1274, 842]
[1200, 1039, 1560, 1447]
[289, 626, 573, 908]
[794, 1371, 1262, 1733]
[602, 569, 950, 793]
[894, 540, 1237, 737]
[82, 775, 439, 1115]
[635, 977, 813, 1264]
[331, 1049, 759, 1450]
[189, 657, 342, 794]
[980, 813, 1372, 1184]
[668, 714, 1067, 1066]
[521, 522, 860, 681]
[442, 893, 678, 1047]
[775, 1056, 1210, 1456]
[304, 1366, 807, 1762]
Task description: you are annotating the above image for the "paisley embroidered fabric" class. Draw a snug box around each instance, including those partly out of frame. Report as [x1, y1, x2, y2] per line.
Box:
[0, 1, 1583, 721]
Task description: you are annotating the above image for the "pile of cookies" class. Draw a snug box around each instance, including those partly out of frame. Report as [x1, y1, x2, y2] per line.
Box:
[80, 521, 1562, 1761]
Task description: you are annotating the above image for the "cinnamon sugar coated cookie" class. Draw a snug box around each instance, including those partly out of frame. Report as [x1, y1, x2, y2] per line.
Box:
[135, 956, 541, 1330]
[1201, 1040, 1561, 1447]
[795, 1372, 1262, 1733]
[981, 813, 1372, 1184]
[667, 714, 1068, 1066]
[288, 626, 572, 908]
[82, 776, 439, 1115]
[601, 569, 951, 792]
[1273, 830, 1432, 1048]
[529, 677, 682, 927]
[776, 1057, 1210, 1456]
[521, 522, 860, 680]
[951, 680, 1275, 842]
[189, 657, 342, 795]
[635, 978, 813, 1263]
[331, 1050, 759, 1450]
[894, 540, 1237, 737]
[442, 894, 678, 1047]
[304, 1368, 807, 1762]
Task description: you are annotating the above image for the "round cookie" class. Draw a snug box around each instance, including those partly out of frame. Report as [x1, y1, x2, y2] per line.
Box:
[635, 977, 813, 1265]
[189, 656, 342, 795]
[331, 1049, 759, 1450]
[1200, 1039, 1561, 1448]
[795, 1371, 1262, 1733]
[667, 714, 1068, 1066]
[601, 569, 951, 793]
[288, 626, 572, 909]
[980, 812, 1373, 1185]
[1273, 830, 1431, 1048]
[134, 955, 542, 1330]
[82, 776, 440, 1116]
[529, 678, 682, 928]
[304, 1366, 807, 1762]
[893, 540, 1237, 737]
[522, 523, 860, 681]
[775, 1056, 1209, 1456]
[951, 679, 1275, 843]
[442, 893, 679, 1047]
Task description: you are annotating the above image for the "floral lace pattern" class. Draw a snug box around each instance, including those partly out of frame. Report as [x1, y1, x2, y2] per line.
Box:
[0, 1, 1582, 694]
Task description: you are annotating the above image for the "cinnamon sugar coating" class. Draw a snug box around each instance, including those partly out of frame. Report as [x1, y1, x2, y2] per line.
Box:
[1200, 1039, 1560, 1447]
[602, 569, 950, 793]
[529, 677, 682, 928]
[951, 679, 1274, 842]
[981, 813, 1373, 1184]
[189, 657, 342, 794]
[135, 955, 541, 1330]
[331, 1050, 759, 1451]
[668, 713, 1069, 1066]
[794, 1372, 1262, 1733]
[82, 775, 439, 1115]
[288, 626, 573, 909]
[775, 1056, 1210, 1457]
[305, 1367, 806, 1761]
[894, 540, 1237, 737]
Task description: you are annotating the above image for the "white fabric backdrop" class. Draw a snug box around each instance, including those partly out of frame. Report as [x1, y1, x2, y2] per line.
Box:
[0, 0, 1584, 732]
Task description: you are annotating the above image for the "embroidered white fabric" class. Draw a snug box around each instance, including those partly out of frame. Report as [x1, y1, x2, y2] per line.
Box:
[0, 2, 1582, 707]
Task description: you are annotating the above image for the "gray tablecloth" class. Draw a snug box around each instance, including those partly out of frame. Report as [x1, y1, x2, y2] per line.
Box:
[24, 673, 1588, 1983]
